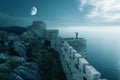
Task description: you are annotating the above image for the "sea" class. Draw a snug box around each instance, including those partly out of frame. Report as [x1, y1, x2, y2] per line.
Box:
[48, 26, 120, 80]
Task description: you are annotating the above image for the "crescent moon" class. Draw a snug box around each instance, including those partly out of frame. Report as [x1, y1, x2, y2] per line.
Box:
[31, 7, 37, 16]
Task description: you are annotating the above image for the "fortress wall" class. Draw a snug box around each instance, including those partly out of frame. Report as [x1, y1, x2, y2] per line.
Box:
[60, 46, 83, 80]
[45, 31, 107, 80]
[29, 21, 107, 80]
[60, 41, 107, 80]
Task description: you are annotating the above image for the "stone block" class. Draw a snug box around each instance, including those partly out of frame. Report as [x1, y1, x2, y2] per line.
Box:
[67, 46, 73, 55]
[70, 49, 77, 59]
[73, 53, 82, 65]
[63, 41, 69, 50]
[78, 58, 89, 73]
[85, 65, 101, 80]
[61, 47, 64, 52]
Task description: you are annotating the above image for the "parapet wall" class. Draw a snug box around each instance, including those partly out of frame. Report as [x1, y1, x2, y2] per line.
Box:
[60, 41, 107, 80]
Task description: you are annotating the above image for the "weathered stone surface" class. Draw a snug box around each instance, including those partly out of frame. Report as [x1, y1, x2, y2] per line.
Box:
[73, 53, 82, 65]
[12, 41, 26, 58]
[0, 31, 8, 45]
[10, 73, 24, 80]
[7, 33, 19, 43]
[70, 49, 77, 59]
[85, 65, 101, 80]
[11, 56, 26, 63]
[61, 47, 65, 52]
[67, 46, 73, 55]
[78, 58, 89, 73]
[63, 41, 70, 50]
[0, 63, 10, 72]
[51, 39, 59, 51]
[21, 30, 38, 44]
[28, 21, 46, 38]
[0, 53, 10, 63]
[11, 62, 42, 80]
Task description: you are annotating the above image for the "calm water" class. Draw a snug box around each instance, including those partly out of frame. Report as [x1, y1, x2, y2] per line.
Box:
[48, 26, 120, 80]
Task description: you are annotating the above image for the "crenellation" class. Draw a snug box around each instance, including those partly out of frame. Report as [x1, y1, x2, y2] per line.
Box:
[63, 41, 70, 51]
[74, 53, 82, 65]
[70, 49, 77, 59]
[78, 58, 89, 73]
[85, 65, 101, 80]
[68, 46, 73, 53]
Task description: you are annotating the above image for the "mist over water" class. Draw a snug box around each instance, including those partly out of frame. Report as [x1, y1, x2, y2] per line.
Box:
[51, 26, 120, 80]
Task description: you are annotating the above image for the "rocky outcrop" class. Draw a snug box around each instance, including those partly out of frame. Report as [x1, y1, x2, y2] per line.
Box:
[0, 30, 20, 46]
[0, 30, 42, 80]
[0, 31, 8, 45]
[10, 62, 42, 80]
[21, 30, 38, 45]
[12, 41, 27, 58]
[0, 26, 27, 35]
[7, 33, 19, 44]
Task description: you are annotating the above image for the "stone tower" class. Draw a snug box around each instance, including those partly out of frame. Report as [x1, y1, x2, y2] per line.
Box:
[28, 21, 46, 38]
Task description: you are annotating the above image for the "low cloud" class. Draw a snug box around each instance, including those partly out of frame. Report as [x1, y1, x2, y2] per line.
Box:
[79, 0, 120, 22]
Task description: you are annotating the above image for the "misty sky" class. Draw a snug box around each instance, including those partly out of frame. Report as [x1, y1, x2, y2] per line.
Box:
[0, 0, 120, 27]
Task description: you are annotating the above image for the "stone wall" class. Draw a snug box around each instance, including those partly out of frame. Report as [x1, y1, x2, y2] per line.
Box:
[59, 41, 107, 80]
